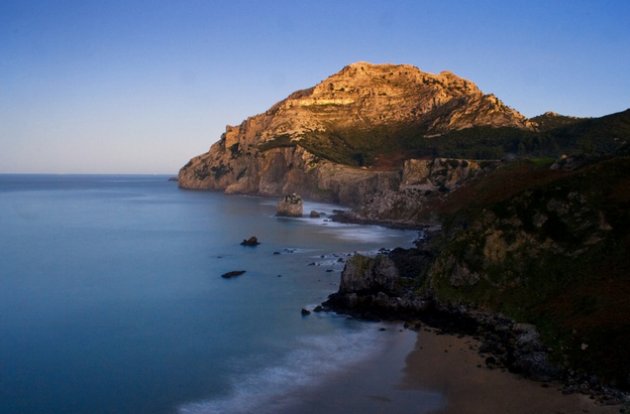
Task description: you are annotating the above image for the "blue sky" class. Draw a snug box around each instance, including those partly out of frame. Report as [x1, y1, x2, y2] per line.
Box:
[1, 0, 629, 173]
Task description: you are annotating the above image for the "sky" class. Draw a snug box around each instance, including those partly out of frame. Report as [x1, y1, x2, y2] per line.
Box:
[1, 0, 629, 174]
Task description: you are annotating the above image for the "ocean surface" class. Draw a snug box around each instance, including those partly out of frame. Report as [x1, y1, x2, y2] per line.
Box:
[0, 175, 442, 414]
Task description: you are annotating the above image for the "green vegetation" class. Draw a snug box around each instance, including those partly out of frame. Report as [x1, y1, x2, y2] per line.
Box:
[529, 112, 585, 131]
[256, 134, 296, 152]
[258, 109, 630, 168]
[426, 155, 630, 387]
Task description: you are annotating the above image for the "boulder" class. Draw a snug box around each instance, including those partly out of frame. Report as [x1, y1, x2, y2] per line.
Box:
[309, 210, 321, 218]
[277, 193, 303, 217]
[339, 254, 400, 295]
[240, 236, 260, 246]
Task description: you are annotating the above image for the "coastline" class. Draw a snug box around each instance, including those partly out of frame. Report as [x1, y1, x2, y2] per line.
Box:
[267, 322, 621, 414]
[404, 327, 621, 414]
[179, 190, 629, 411]
[273, 324, 444, 414]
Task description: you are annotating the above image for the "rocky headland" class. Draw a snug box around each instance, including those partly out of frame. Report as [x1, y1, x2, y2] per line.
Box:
[179, 62, 530, 211]
[179, 62, 630, 403]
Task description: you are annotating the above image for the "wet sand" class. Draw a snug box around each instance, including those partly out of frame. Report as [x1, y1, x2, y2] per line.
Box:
[403, 328, 621, 414]
[278, 326, 443, 414]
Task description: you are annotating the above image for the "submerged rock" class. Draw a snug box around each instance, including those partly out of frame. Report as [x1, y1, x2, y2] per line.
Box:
[221, 270, 246, 279]
[277, 193, 303, 217]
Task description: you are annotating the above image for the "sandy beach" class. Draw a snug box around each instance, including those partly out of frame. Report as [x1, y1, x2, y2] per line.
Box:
[277, 325, 444, 414]
[403, 327, 621, 414]
[279, 323, 621, 414]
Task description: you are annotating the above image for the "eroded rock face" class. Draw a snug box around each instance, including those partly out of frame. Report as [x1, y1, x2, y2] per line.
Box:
[179, 62, 529, 207]
[276, 193, 303, 217]
[324, 248, 433, 318]
[343, 158, 499, 225]
[339, 254, 401, 295]
[179, 144, 400, 207]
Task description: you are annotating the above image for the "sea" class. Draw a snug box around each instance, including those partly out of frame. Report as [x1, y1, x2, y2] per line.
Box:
[0, 175, 444, 414]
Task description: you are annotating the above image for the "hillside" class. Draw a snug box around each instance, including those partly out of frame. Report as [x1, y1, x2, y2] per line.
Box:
[429, 154, 630, 386]
[295, 108, 630, 166]
[178, 62, 531, 201]
[325, 152, 630, 392]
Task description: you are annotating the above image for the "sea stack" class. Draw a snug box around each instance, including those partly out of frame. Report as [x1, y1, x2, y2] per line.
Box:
[276, 193, 303, 217]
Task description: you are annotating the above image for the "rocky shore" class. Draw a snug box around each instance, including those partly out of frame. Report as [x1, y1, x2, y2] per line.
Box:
[321, 235, 629, 408]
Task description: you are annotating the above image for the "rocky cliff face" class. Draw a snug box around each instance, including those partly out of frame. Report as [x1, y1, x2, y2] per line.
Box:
[179, 62, 530, 206]
[349, 158, 500, 224]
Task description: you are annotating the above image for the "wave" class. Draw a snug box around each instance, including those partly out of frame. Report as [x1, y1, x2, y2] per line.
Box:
[178, 326, 387, 414]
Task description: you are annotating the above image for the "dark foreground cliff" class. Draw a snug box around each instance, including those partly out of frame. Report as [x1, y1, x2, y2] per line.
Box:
[324, 152, 630, 400]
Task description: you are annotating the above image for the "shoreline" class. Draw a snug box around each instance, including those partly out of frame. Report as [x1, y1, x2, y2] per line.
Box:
[404, 326, 622, 413]
[270, 322, 621, 414]
[176, 185, 429, 231]
[323, 292, 630, 408]
[178, 188, 628, 410]
[320, 228, 630, 407]
[274, 325, 443, 414]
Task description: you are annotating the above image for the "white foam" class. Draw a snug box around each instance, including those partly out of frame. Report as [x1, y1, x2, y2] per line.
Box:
[178, 326, 387, 414]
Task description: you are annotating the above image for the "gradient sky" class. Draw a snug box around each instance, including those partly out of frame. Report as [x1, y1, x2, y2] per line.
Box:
[1, 0, 629, 173]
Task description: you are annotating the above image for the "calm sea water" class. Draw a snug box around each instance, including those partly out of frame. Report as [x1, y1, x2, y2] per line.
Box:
[0, 175, 433, 414]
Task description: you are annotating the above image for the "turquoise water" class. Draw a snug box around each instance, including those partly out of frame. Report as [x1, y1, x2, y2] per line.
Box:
[0, 175, 432, 414]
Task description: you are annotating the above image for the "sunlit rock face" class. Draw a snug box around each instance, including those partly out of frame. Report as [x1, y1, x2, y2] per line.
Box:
[178, 62, 530, 207]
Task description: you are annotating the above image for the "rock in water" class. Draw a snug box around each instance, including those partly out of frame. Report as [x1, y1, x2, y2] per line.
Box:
[276, 193, 303, 217]
[309, 210, 321, 218]
[221, 270, 246, 279]
[241, 236, 260, 246]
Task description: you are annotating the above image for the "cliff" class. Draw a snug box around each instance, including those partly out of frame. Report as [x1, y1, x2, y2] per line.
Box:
[179, 62, 629, 215]
[178, 62, 530, 206]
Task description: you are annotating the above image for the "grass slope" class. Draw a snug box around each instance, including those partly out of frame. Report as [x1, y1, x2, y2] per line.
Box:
[427, 155, 630, 388]
[259, 109, 630, 168]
